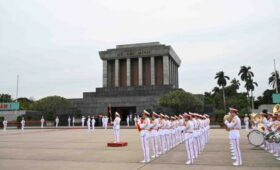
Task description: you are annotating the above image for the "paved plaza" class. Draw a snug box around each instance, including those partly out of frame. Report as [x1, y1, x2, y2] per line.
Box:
[0, 128, 279, 170]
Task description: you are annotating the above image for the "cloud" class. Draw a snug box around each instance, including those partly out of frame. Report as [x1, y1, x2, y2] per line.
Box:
[0, 0, 280, 100]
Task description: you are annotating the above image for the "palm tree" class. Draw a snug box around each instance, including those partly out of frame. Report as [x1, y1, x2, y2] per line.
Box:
[215, 71, 230, 112]
[238, 66, 255, 110]
[245, 78, 258, 109]
[268, 70, 280, 93]
[238, 66, 254, 81]
[231, 78, 240, 91]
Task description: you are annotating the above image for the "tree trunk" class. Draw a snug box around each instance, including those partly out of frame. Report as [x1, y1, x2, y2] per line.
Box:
[222, 86, 226, 112]
[247, 91, 251, 112]
[251, 90, 254, 110]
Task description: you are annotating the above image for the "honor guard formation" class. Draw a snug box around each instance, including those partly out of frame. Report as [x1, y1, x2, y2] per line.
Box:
[2, 106, 280, 167]
[136, 110, 210, 165]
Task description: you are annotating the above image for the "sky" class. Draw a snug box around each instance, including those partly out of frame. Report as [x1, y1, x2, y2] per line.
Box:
[0, 0, 280, 100]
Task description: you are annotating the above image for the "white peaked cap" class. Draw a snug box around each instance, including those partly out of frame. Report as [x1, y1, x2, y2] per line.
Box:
[115, 112, 120, 116]
[143, 110, 150, 116]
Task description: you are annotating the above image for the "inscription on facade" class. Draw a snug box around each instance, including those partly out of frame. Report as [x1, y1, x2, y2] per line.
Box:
[117, 50, 151, 57]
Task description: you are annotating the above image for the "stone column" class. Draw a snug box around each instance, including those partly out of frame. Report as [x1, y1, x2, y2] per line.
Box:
[138, 57, 143, 86]
[176, 66, 179, 88]
[163, 56, 169, 85]
[150, 56, 155, 85]
[126, 58, 131, 86]
[102, 60, 107, 87]
[115, 59, 119, 87]
[172, 61, 176, 87]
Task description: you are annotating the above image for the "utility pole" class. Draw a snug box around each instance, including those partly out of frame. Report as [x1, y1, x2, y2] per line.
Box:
[274, 59, 278, 93]
[16, 75, 19, 102]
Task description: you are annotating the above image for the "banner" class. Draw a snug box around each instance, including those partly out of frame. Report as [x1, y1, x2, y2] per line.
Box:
[272, 94, 280, 103]
[0, 102, 20, 110]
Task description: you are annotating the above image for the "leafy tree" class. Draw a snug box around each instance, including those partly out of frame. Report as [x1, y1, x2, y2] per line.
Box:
[268, 70, 280, 92]
[212, 87, 221, 95]
[254, 89, 274, 108]
[158, 89, 203, 114]
[214, 71, 230, 112]
[31, 96, 72, 120]
[17, 97, 33, 110]
[0, 94, 12, 102]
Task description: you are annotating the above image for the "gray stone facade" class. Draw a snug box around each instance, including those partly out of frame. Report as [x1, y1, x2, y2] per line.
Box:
[70, 42, 181, 118]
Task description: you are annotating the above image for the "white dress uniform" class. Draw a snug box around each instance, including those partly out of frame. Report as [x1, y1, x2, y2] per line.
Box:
[81, 116, 85, 127]
[158, 116, 166, 154]
[126, 115, 130, 127]
[243, 116, 249, 131]
[68, 117, 71, 127]
[104, 116, 108, 129]
[138, 111, 151, 163]
[91, 117, 96, 131]
[225, 115, 242, 166]
[21, 118, 25, 131]
[40, 116, 45, 128]
[55, 117, 59, 128]
[72, 117, 75, 127]
[113, 112, 121, 143]
[87, 116, 91, 131]
[3, 119, 8, 131]
[184, 117, 194, 165]
[150, 113, 159, 158]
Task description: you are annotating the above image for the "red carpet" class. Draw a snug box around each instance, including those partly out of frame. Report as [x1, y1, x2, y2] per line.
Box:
[107, 142, 128, 147]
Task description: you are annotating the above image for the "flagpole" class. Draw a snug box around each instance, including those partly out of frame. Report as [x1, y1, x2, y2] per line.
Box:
[274, 59, 278, 93]
[16, 74, 19, 102]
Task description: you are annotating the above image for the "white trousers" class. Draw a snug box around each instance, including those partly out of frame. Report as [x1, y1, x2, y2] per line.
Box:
[151, 131, 159, 156]
[245, 123, 249, 131]
[113, 128, 120, 142]
[159, 132, 166, 154]
[87, 123, 91, 131]
[185, 135, 194, 162]
[231, 138, 242, 165]
[141, 132, 150, 161]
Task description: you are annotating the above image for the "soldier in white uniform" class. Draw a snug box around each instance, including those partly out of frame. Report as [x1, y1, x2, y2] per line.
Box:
[91, 116, 96, 131]
[3, 118, 8, 131]
[87, 116, 91, 131]
[102, 116, 105, 128]
[243, 114, 249, 131]
[224, 107, 242, 166]
[138, 110, 151, 163]
[21, 117, 25, 131]
[68, 116, 71, 127]
[158, 113, 166, 154]
[150, 112, 160, 158]
[40, 116, 45, 128]
[113, 112, 121, 143]
[72, 116, 75, 127]
[104, 116, 108, 129]
[184, 113, 194, 165]
[55, 116, 59, 128]
[81, 116, 85, 127]
[126, 115, 130, 127]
